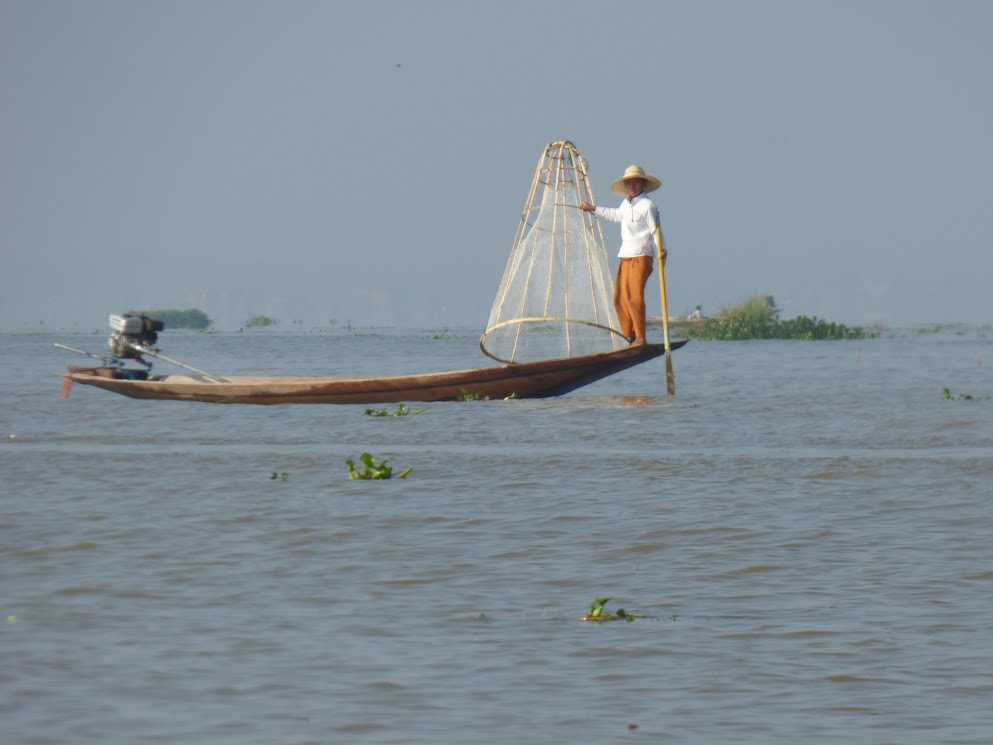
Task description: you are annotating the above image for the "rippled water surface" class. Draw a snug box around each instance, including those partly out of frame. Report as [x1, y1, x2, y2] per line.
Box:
[3, 326, 992, 744]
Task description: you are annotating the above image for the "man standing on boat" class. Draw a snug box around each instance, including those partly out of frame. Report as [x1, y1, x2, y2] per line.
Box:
[580, 165, 666, 346]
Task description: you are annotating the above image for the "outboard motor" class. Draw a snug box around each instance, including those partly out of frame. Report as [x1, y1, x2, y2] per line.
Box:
[107, 314, 164, 359]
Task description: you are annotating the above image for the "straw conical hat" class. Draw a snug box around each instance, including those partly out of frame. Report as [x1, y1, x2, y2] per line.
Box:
[610, 165, 661, 195]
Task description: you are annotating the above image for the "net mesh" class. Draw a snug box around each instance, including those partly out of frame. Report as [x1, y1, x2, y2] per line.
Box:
[480, 141, 625, 363]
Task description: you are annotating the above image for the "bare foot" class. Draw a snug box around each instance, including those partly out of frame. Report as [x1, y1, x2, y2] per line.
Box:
[629, 338, 646, 346]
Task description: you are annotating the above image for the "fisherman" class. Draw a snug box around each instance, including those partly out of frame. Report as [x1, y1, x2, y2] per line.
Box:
[580, 165, 666, 346]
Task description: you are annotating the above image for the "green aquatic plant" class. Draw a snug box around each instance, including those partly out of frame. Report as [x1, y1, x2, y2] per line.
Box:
[678, 294, 877, 340]
[917, 323, 975, 336]
[346, 452, 412, 480]
[270, 471, 289, 481]
[587, 596, 611, 618]
[577, 595, 646, 623]
[456, 389, 489, 401]
[942, 388, 987, 401]
[364, 404, 428, 417]
[244, 315, 278, 328]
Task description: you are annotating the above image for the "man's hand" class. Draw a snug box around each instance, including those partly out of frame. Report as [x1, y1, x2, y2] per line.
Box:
[579, 201, 595, 212]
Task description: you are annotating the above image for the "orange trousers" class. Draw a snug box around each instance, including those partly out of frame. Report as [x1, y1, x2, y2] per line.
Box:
[614, 256, 654, 341]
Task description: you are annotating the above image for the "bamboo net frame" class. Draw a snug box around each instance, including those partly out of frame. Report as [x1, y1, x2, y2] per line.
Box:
[480, 141, 626, 364]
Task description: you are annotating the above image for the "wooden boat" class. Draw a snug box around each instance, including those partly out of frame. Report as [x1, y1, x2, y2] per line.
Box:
[60, 142, 692, 406]
[60, 340, 688, 405]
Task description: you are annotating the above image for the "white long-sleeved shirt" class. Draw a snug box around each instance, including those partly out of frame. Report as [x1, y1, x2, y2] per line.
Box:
[594, 193, 665, 258]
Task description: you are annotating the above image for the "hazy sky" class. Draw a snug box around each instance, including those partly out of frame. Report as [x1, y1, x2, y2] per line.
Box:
[2, 0, 990, 330]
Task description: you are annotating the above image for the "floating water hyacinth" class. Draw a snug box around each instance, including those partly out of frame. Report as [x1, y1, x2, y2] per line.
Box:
[577, 595, 646, 623]
[364, 404, 428, 416]
[677, 294, 877, 340]
[942, 388, 987, 400]
[346, 453, 412, 480]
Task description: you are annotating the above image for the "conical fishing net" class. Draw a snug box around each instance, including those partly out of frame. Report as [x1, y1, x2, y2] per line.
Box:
[480, 141, 625, 364]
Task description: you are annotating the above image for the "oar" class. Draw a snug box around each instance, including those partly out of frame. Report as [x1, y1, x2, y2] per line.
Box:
[128, 344, 228, 383]
[654, 226, 675, 395]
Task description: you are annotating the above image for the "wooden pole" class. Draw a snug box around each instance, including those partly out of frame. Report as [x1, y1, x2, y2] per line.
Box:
[655, 227, 675, 395]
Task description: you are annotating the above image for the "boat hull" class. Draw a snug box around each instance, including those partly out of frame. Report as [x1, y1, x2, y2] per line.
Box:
[61, 341, 688, 405]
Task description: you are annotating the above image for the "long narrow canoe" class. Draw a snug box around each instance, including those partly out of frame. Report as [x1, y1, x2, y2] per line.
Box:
[60, 340, 688, 405]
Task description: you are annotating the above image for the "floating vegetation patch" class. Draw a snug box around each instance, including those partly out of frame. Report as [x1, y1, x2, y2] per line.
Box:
[916, 323, 975, 336]
[679, 295, 878, 340]
[454, 389, 515, 401]
[917, 323, 952, 335]
[364, 404, 428, 417]
[942, 388, 988, 401]
[270, 471, 289, 481]
[243, 315, 279, 328]
[577, 595, 646, 623]
[346, 452, 412, 480]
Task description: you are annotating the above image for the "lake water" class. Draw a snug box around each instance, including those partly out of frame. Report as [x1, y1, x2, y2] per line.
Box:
[2, 325, 992, 744]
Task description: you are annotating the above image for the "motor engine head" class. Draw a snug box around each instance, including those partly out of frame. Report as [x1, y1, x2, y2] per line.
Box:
[107, 314, 164, 359]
